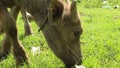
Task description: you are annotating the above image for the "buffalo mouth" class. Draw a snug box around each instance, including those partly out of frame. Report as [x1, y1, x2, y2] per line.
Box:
[64, 43, 82, 67]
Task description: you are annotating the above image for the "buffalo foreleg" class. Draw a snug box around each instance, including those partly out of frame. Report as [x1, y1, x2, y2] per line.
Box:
[0, 4, 28, 66]
[0, 6, 21, 61]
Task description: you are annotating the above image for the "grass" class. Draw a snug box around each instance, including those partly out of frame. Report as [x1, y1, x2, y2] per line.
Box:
[0, 6, 120, 68]
[79, 7, 120, 68]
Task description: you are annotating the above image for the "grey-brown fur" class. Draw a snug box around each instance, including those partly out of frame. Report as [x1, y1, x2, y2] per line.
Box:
[0, 0, 83, 68]
[21, 9, 33, 36]
[0, 6, 33, 36]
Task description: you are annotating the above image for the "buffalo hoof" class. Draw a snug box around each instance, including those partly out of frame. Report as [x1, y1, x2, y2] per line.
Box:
[0, 52, 7, 61]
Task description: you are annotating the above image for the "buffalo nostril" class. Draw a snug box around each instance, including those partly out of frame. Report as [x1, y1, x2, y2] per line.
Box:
[74, 31, 80, 37]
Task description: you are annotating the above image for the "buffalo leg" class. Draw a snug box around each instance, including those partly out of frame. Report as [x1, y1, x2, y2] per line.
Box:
[0, 6, 21, 61]
[0, 34, 11, 61]
[0, 4, 28, 66]
[21, 9, 33, 36]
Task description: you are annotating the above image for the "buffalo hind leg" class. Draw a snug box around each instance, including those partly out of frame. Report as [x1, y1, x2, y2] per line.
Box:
[21, 9, 33, 36]
[0, 35, 11, 61]
[0, 26, 4, 35]
[0, 5, 28, 66]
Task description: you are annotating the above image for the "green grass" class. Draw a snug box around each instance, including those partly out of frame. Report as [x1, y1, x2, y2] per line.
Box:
[79, 8, 120, 68]
[0, 7, 120, 68]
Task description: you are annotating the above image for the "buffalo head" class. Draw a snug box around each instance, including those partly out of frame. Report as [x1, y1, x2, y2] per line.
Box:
[27, 0, 83, 68]
[44, 0, 83, 68]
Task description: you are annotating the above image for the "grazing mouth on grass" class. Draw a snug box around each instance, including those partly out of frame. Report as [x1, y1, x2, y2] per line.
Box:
[75, 65, 86, 68]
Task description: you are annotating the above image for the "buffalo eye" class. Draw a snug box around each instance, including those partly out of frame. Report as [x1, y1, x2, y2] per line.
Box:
[74, 31, 80, 37]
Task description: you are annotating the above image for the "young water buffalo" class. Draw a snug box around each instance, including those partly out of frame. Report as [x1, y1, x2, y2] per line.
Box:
[0, 0, 83, 68]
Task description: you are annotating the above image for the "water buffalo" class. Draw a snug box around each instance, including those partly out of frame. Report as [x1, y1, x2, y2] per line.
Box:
[0, 0, 83, 68]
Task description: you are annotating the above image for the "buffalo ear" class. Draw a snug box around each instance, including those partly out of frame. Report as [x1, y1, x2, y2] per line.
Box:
[48, 0, 64, 22]
[65, 0, 70, 4]
[71, 1, 78, 23]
